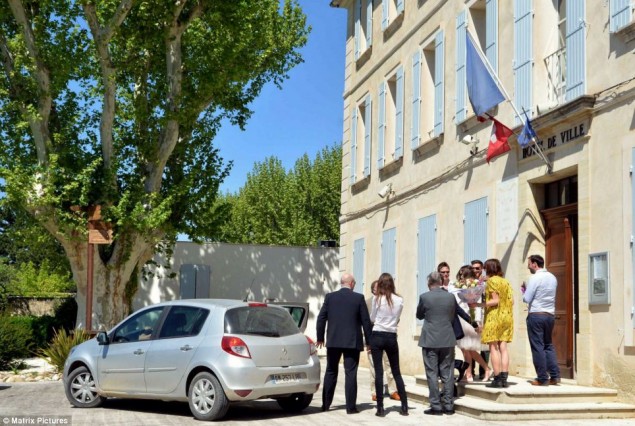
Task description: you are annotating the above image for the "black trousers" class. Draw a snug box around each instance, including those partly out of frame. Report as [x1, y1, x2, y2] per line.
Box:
[370, 331, 407, 409]
[322, 347, 360, 411]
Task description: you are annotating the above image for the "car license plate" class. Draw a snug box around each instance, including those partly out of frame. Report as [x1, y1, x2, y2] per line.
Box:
[272, 373, 300, 384]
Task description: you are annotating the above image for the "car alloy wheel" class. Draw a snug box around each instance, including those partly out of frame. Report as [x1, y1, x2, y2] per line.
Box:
[64, 366, 105, 408]
[188, 371, 229, 421]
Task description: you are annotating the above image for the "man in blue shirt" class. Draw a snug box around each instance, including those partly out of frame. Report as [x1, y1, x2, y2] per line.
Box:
[522, 255, 561, 386]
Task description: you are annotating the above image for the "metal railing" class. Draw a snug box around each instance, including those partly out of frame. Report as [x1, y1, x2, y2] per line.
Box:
[544, 46, 567, 106]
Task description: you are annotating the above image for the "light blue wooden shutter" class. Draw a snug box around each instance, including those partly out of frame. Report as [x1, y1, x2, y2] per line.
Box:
[610, 0, 632, 32]
[514, 0, 533, 123]
[366, 0, 373, 48]
[397, 0, 404, 14]
[378, 81, 386, 169]
[632, 148, 635, 327]
[565, 0, 585, 101]
[382, 0, 389, 30]
[180, 264, 196, 299]
[353, 238, 366, 295]
[364, 95, 372, 177]
[394, 65, 404, 159]
[411, 50, 421, 149]
[486, 0, 498, 72]
[354, 0, 361, 60]
[464, 197, 488, 264]
[350, 106, 357, 185]
[417, 215, 436, 307]
[381, 227, 397, 277]
[455, 11, 467, 123]
[434, 31, 445, 137]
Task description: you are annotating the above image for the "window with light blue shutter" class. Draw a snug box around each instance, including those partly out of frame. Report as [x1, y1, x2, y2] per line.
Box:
[382, 0, 389, 30]
[434, 31, 445, 137]
[364, 95, 372, 177]
[353, 238, 366, 295]
[354, 0, 361, 60]
[411, 50, 421, 150]
[395, 66, 404, 159]
[378, 81, 386, 169]
[381, 227, 397, 278]
[514, 0, 533, 123]
[397, 0, 404, 14]
[350, 106, 357, 185]
[486, 0, 498, 73]
[632, 148, 635, 328]
[565, 1, 585, 101]
[464, 197, 488, 264]
[366, 0, 373, 48]
[417, 215, 436, 309]
[610, 0, 632, 32]
[455, 11, 467, 123]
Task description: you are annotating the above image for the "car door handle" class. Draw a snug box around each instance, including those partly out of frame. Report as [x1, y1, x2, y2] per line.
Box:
[180, 345, 193, 351]
[134, 349, 145, 355]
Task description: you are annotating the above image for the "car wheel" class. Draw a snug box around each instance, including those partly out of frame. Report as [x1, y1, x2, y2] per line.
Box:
[64, 366, 105, 408]
[276, 393, 313, 412]
[188, 372, 229, 421]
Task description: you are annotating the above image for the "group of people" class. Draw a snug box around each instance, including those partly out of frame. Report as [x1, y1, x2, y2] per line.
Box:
[316, 254, 561, 417]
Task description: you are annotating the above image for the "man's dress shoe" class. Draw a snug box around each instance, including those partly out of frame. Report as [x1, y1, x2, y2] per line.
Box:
[424, 408, 443, 415]
[346, 407, 360, 414]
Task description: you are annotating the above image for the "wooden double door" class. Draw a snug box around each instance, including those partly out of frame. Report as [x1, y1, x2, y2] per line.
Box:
[541, 203, 578, 379]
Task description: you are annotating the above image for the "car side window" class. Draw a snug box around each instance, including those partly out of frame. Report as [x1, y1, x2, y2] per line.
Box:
[112, 307, 164, 343]
[159, 306, 210, 339]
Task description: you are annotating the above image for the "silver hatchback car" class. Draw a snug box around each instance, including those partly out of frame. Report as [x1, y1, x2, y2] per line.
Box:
[63, 299, 321, 421]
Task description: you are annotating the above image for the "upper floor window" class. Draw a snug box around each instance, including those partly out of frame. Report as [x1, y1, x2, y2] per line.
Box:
[350, 94, 372, 185]
[610, 0, 634, 33]
[378, 66, 404, 169]
[354, 0, 373, 60]
[381, 0, 405, 31]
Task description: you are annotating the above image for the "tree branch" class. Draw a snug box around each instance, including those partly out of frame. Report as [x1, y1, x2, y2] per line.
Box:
[8, 0, 52, 166]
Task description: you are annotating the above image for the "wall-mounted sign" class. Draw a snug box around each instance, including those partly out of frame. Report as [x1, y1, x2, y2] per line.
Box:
[588, 252, 610, 305]
[521, 122, 587, 159]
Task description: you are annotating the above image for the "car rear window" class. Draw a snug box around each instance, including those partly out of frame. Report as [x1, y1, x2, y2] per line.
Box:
[224, 306, 300, 337]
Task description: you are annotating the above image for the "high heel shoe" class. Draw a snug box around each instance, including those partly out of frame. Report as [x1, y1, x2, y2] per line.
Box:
[464, 372, 474, 383]
[483, 368, 493, 382]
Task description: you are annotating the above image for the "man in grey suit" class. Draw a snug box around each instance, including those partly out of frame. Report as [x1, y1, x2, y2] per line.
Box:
[316, 273, 372, 414]
[417, 271, 462, 415]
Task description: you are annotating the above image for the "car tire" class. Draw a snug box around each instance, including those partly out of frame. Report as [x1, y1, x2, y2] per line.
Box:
[188, 371, 229, 421]
[64, 366, 105, 408]
[276, 393, 313, 412]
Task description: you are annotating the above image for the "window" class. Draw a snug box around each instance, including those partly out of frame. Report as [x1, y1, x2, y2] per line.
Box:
[456, 2, 499, 123]
[544, 176, 577, 209]
[353, 238, 366, 295]
[378, 66, 404, 169]
[464, 197, 488, 264]
[159, 306, 209, 339]
[610, 0, 634, 33]
[350, 94, 372, 184]
[354, 0, 373, 60]
[381, 227, 397, 278]
[113, 307, 164, 343]
[514, 0, 533, 124]
[381, 0, 404, 31]
[411, 31, 444, 149]
[224, 306, 299, 337]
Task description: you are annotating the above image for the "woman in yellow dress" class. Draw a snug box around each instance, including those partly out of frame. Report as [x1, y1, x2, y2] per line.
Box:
[471, 258, 513, 388]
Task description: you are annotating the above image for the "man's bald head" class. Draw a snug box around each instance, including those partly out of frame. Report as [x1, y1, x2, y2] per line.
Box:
[340, 273, 356, 289]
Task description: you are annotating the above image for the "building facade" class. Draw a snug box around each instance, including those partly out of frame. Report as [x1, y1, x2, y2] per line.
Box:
[330, 0, 635, 398]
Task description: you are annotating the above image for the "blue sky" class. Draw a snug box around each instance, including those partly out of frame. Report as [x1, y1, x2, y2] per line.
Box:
[215, 1, 347, 194]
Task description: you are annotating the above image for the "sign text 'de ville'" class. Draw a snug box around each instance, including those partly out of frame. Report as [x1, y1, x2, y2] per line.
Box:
[521, 122, 586, 159]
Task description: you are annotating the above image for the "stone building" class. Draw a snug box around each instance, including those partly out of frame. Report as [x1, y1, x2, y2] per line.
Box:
[329, 0, 635, 398]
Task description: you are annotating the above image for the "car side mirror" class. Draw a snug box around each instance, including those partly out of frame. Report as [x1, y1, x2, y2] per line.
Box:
[97, 331, 110, 345]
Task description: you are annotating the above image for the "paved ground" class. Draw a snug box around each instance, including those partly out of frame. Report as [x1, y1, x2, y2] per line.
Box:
[1, 360, 633, 425]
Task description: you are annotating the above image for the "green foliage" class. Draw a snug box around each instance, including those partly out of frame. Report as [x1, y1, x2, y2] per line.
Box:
[39, 328, 91, 373]
[6, 260, 75, 296]
[218, 144, 342, 246]
[0, 315, 34, 369]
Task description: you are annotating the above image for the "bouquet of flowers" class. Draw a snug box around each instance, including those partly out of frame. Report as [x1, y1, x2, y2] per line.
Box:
[454, 278, 485, 304]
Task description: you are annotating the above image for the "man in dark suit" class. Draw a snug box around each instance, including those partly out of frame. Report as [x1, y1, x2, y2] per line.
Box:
[417, 271, 466, 416]
[316, 273, 372, 414]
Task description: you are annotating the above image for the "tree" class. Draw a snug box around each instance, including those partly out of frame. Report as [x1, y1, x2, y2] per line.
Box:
[219, 144, 341, 246]
[0, 1, 309, 327]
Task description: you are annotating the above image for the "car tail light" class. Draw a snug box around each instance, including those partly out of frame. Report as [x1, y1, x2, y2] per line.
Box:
[234, 389, 253, 397]
[306, 336, 317, 356]
[248, 302, 267, 307]
[222, 336, 252, 358]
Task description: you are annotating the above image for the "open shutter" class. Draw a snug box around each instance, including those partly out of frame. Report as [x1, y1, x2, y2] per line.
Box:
[364, 95, 372, 177]
[397, 0, 404, 14]
[382, 0, 389, 30]
[455, 11, 467, 123]
[381, 227, 397, 278]
[434, 31, 445, 137]
[486, 0, 498, 72]
[464, 197, 488, 264]
[366, 0, 373, 48]
[394, 66, 404, 159]
[378, 81, 386, 169]
[353, 238, 366, 295]
[354, 0, 361, 60]
[610, 0, 632, 32]
[350, 106, 358, 185]
[514, 0, 533, 123]
[632, 148, 635, 327]
[417, 215, 437, 301]
[565, 0, 585, 101]
[411, 50, 421, 149]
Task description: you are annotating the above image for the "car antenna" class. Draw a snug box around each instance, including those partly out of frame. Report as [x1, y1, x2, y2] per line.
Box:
[243, 277, 256, 302]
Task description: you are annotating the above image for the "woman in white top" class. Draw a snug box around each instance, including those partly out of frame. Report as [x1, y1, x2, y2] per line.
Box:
[370, 273, 408, 417]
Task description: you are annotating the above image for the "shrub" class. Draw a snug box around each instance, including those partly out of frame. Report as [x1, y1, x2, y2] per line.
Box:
[39, 328, 92, 373]
[52, 297, 78, 331]
[0, 315, 34, 369]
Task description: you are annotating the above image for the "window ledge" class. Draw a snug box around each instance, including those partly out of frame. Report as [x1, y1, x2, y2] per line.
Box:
[378, 156, 403, 175]
[413, 134, 443, 158]
[350, 175, 370, 193]
[616, 20, 635, 43]
[355, 46, 372, 70]
[383, 11, 404, 41]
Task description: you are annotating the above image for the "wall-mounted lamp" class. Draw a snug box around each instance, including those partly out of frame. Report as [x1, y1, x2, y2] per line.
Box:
[461, 135, 479, 156]
[378, 183, 394, 199]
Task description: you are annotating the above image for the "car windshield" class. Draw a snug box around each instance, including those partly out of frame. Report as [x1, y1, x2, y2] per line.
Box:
[224, 306, 299, 337]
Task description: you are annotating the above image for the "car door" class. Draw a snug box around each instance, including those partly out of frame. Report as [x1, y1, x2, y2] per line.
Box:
[98, 306, 165, 393]
[269, 302, 309, 332]
[144, 305, 210, 394]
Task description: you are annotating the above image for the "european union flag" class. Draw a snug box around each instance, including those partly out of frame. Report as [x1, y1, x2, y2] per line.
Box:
[466, 32, 505, 116]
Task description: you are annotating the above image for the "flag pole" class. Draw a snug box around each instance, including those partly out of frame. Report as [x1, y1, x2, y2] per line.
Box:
[466, 31, 552, 170]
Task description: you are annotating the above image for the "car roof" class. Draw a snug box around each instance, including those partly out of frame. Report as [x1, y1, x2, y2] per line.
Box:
[144, 299, 277, 310]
